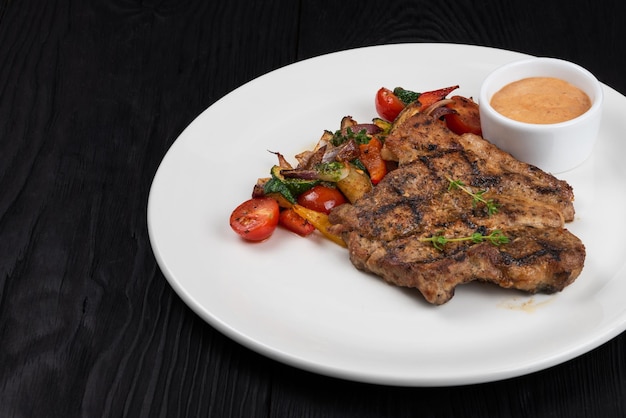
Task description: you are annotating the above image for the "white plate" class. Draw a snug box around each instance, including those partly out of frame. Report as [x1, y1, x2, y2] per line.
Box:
[147, 43, 626, 386]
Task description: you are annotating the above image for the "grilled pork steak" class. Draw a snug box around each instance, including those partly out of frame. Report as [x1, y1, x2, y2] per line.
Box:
[328, 113, 585, 305]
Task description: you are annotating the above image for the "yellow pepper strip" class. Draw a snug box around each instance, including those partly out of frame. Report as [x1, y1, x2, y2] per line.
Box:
[292, 204, 346, 247]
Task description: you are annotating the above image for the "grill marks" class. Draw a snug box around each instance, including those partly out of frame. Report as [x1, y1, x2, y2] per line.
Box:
[328, 113, 585, 304]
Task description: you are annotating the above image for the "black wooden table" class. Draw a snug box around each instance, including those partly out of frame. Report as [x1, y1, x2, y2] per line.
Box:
[2, 1, 625, 417]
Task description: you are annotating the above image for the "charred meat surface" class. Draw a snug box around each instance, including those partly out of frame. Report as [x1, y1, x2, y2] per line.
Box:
[328, 113, 585, 305]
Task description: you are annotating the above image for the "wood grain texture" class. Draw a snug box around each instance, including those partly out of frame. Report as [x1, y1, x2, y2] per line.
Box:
[298, 0, 626, 95]
[0, 0, 296, 416]
[0, 0, 625, 417]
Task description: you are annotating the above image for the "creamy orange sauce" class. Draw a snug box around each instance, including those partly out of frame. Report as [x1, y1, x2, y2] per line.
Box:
[491, 77, 591, 124]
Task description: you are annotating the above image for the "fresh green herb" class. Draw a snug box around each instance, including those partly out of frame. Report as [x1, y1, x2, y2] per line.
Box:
[331, 127, 371, 146]
[420, 230, 510, 251]
[446, 176, 499, 216]
[393, 87, 421, 105]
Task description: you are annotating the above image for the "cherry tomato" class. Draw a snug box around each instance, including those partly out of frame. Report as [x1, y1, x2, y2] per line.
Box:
[297, 185, 347, 214]
[444, 95, 482, 135]
[229, 197, 279, 241]
[279, 208, 315, 236]
[375, 87, 405, 122]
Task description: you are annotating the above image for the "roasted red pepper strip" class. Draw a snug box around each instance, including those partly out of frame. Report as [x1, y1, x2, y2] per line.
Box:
[279, 208, 316, 236]
[359, 137, 387, 185]
[416, 85, 459, 109]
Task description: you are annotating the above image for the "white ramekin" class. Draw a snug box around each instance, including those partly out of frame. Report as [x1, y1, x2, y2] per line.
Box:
[479, 57, 603, 173]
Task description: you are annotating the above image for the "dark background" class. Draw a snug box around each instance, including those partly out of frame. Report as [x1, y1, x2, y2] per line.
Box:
[1, 0, 625, 417]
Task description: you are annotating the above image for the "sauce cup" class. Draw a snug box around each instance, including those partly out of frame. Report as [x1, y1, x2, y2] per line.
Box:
[479, 57, 603, 173]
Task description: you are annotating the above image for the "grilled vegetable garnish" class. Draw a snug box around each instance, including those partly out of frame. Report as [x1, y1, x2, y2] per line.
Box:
[231, 84, 483, 244]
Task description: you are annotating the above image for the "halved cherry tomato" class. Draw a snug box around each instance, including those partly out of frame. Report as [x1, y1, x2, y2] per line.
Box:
[296, 185, 347, 214]
[359, 137, 387, 185]
[444, 95, 482, 135]
[230, 197, 279, 241]
[375, 87, 406, 122]
[279, 208, 315, 236]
